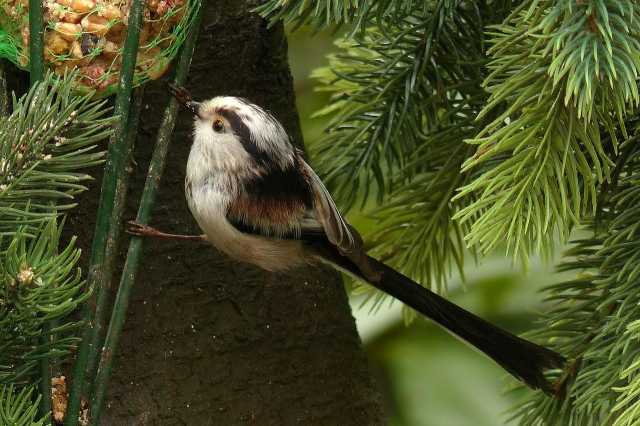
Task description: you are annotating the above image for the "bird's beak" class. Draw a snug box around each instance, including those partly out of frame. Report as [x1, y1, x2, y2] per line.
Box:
[167, 83, 202, 118]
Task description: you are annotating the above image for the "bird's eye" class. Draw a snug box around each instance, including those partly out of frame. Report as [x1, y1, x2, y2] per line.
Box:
[213, 119, 224, 133]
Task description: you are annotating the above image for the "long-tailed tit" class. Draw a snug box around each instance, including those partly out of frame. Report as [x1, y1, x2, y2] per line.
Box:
[128, 85, 565, 395]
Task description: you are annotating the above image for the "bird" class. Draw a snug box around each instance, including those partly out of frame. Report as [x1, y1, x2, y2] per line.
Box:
[127, 84, 565, 395]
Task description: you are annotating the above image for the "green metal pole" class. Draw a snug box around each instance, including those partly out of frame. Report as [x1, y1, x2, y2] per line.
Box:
[82, 88, 144, 395]
[89, 11, 203, 423]
[38, 325, 52, 421]
[64, 0, 146, 424]
[64, 93, 143, 424]
[28, 0, 44, 84]
[0, 60, 8, 116]
[28, 2, 48, 419]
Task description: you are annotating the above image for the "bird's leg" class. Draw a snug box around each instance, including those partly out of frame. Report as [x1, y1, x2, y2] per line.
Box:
[126, 221, 206, 242]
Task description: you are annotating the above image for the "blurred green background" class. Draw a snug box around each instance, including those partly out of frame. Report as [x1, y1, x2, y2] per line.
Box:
[287, 28, 567, 426]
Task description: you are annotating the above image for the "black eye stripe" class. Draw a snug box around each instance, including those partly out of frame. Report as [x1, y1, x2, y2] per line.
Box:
[216, 107, 272, 166]
[216, 108, 249, 138]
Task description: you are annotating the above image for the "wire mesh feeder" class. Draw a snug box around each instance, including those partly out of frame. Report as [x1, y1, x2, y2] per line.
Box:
[0, 0, 200, 96]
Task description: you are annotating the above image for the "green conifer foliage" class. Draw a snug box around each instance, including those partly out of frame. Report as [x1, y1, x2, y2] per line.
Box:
[260, 0, 640, 421]
[0, 71, 113, 422]
[0, 385, 46, 426]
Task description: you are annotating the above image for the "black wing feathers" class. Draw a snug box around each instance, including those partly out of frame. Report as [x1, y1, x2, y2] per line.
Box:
[225, 155, 316, 239]
[242, 156, 314, 210]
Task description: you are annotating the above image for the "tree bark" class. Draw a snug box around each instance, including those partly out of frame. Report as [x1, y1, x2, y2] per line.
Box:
[57, 1, 385, 424]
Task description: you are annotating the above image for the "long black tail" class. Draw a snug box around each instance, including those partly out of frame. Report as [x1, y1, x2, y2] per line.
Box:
[322, 250, 565, 394]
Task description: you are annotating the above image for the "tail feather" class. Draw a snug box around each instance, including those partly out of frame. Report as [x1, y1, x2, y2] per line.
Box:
[320, 249, 565, 394]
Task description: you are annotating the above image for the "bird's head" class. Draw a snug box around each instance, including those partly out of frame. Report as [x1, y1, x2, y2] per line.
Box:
[168, 84, 295, 173]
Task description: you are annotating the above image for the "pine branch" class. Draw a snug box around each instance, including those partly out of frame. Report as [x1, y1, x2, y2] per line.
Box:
[255, 0, 428, 32]
[455, 0, 640, 265]
[0, 219, 86, 386]
[312, 0, 484, 206]
[512, 123, 640, 425]
[0, 71, 113, 418]
[0, 385, 47, 426]
[354, 105, 480, 317]
[0, 70, 114, 237]
[305, 3, 521, 305]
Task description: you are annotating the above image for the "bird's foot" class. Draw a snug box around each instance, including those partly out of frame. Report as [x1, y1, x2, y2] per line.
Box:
[126, 221, 162, 238]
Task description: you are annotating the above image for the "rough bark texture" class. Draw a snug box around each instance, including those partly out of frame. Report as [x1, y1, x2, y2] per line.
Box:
[53, 1, 385, 425]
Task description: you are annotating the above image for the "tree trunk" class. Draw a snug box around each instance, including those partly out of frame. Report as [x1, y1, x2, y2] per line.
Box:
[58, 1, 385, 424]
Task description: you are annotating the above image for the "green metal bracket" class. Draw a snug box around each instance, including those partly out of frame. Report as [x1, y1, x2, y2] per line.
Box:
[0, 60, 7, 116]
[64, 0, 147, 424]
[89, 10, 203, 423]
[28, 2, 49, 419]
[27, 0, 44, 84]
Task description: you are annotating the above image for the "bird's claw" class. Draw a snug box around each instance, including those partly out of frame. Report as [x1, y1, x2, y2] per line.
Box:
[126, 220, 157, 237]
[167, 83, 192, 105]
[167, 83, 201, 117]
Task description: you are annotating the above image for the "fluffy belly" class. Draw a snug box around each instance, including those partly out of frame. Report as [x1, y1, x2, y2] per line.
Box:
[208, 229, 309, 272]
[190, 202, 307, 272]
[186, 179, 311, 272]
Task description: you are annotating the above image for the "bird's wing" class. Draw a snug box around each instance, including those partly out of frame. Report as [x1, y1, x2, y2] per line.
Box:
[224, 155, 359, 250]
[299, 159, 359, 252]
[300, 159, 384, 281]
